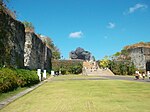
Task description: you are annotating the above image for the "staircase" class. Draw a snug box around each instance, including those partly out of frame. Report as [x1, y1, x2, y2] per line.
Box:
[82, 61, 114, 76]
[83, 68, 114, 76]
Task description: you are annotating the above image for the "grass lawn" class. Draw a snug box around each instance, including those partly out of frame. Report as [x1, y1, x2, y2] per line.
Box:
[0, 75, 150, 112]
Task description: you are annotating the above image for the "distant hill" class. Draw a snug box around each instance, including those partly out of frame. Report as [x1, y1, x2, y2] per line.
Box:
[124, 42, 150, 50]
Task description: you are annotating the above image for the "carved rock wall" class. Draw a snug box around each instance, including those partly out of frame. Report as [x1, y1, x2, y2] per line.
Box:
[128, 47, 150, 70]
[0, 9, 52, 70]
[0, 10, 25, 68]
[24, 32, 52, 71]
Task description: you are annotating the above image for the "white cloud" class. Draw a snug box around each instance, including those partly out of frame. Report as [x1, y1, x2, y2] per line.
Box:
[125, 3, 148, 14]
[107, 22, 115, 29]
[69, 31, 83, 38]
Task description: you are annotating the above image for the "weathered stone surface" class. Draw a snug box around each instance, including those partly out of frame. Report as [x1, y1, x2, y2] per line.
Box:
[45, 47, 52, 72]
[0, 8, 52, 71]
[24, 32, 52, 71]
[128, 47, 150, 70]
[69, 47, 91, 61]
[0, 10, 25, 68]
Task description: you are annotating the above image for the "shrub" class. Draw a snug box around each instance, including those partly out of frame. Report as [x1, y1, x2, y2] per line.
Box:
[0, 68, 39, 93]
[16, 69, 39, 87]
[0, 68, 18, 93]
[109, 61, 136, 75]
[52, 60, 83, 75]
[68, 64, 82, 74]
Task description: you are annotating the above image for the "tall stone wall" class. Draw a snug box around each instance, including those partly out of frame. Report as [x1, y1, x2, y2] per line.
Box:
[128, 47, 150, 70]
[0, 9, 25, 68]
[0, 9, 52, 70]
[44, 47, 52, 72]
[24, 32, 52, 71]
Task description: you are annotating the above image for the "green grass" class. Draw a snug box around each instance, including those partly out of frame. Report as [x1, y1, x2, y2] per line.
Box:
[0, 75, 150, 112]
[0, 87, 27, 102]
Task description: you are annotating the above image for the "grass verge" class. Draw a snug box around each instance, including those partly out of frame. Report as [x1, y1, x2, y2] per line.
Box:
[0, 87, 27, 102]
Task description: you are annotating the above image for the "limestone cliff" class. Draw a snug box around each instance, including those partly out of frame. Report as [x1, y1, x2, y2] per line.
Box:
[128, 47, 150, 70]
[0, 8, 52, 71]
[24, 32, 52, 71]
[0, 9, 25, 68]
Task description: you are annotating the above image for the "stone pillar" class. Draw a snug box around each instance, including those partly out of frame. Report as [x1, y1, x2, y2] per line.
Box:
[51, 71, 55, 76]
[147, 71, 150, 77]
[43, 70, 46, 79]
[37, 69, 41, 81]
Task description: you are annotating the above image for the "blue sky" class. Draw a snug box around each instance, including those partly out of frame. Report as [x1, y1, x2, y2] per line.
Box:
[8, 0, 150, 60]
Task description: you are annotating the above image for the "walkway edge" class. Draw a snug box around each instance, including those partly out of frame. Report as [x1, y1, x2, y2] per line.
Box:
[0, 78, 51, 110]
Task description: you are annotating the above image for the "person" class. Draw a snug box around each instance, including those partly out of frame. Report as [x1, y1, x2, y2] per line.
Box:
[147, 71, 150, 79]
[135, 73, 139, 80]
[139, 73, 142, 79]
[135, 71, 139, 80]
[142, 72, 145, 80]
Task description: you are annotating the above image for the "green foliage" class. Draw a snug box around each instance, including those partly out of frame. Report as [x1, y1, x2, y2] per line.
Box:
[68, 63, 82, 74]
[0, 68, 39, 93]
[52, 60, 83, 74]
[99, 56, 110, 68]
[121, 49, 128, 56]
[99, 53, 136, 75]
[0, 68, 18, 93]
[16, 69, 39, 87]
[113, 52, 121, 57]
[52, 51, 61, 60]
[106, 47, 135, 75]
[108, 60, 136, 75]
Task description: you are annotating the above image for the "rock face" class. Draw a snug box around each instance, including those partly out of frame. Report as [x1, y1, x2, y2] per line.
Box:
[24, 32, 52, 71]
[0, 9, 25, 68]
[0, 9, 52, 71]
[128, 47, 150, 71]
[69, 47, 91, 61]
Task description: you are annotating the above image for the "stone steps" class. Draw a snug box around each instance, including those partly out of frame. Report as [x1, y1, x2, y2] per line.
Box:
[85, 68, 114, 76]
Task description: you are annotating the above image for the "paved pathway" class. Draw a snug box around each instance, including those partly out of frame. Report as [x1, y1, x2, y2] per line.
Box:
[0, 79, 48, 110]
[99, 75, 150, 83]
[51, 75, 150, 83]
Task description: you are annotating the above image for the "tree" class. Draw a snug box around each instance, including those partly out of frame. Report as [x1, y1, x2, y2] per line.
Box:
[99, 56, 110, 68]
[52, 51, 61, 60]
